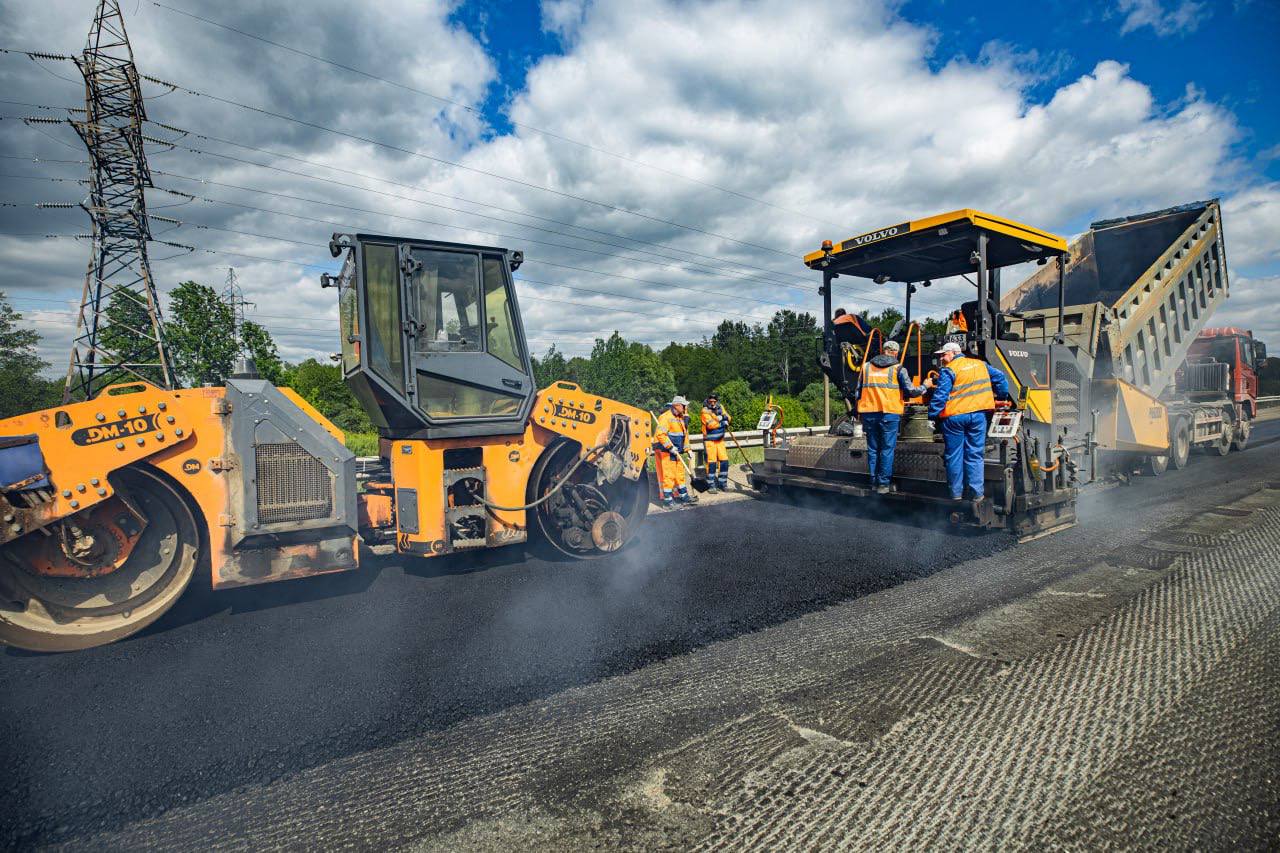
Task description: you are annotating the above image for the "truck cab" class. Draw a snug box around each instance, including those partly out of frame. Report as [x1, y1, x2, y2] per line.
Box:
[1187, 327, 1267, 417]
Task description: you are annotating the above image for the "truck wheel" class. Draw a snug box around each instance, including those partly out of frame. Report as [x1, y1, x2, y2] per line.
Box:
[1143, 454, 1168, 476]
[1232, 414, 1251, 451]
[1213, 423, 1233, 456]
[1169, 419, 1191, 470]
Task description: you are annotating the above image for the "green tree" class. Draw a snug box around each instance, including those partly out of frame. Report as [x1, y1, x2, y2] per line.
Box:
[0, 292, 61, 417]
[166, 281, 239, 386]
[284, 358, 374, 433]
[241, 320, 284, 384]
[532, 344, 571, 388]
[575, 332, 676, 412]
[660, 340, 733, 404]
[98, 290, 166, 386]
[711, 378, 754, 423]
[765, 309, 821, 395]
[797, 380, 828, 425]
[708, 377, 813, 433]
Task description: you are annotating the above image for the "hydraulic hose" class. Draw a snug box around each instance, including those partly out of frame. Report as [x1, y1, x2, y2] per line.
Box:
[466, 442, 609, 512]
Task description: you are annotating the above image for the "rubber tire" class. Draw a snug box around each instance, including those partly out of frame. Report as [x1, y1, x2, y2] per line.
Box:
[1232, 413, 1251, 452]
[1143, 454, 1169, 476]
[1169, 419, 1191, 470]
[0, 466, 200, 652]
[1214, 423, 1233, 456]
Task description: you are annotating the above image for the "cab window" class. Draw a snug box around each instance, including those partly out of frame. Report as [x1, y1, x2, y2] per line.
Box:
[483, 256, 525, 371]
[338, 259, 359, 376]
[362, 243, 404, 392]
[417, 374, 522, 419]
[410, 250, 481, 353]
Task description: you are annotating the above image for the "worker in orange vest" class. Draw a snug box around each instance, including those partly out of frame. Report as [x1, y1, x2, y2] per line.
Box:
[856, 339, 925, 494]
[700, 392, 732, 492]
[925, 342, 1011, 501]
[655, 395, 698, 507]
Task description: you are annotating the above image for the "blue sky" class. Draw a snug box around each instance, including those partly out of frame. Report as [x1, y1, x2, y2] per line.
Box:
[902, 0, 1279, 180]
[455, 0, 1278, 189]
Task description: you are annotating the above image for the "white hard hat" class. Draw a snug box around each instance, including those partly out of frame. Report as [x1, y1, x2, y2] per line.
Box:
[933, 341, 963, 356]
[670, 395, 689, 407]
[882, 340, 901, 352]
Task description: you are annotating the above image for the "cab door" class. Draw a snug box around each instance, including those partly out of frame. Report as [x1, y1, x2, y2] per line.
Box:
[400, 244, 534, 435]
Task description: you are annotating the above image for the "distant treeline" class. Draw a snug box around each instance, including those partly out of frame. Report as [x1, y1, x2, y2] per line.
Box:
[533, 308, 947, 429]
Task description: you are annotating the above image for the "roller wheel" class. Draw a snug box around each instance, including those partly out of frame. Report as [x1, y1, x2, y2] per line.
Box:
[0, 467, 200, 652]
[528, 439, 649, 559]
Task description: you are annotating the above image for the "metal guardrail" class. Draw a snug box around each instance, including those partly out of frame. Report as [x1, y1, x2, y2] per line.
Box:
[1258, 395, 1280, 407]
[686, 424, 824, 452]
[354, 424, 830, 473]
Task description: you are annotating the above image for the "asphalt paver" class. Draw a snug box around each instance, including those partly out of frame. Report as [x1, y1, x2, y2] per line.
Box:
[3, 421, 1279, 849]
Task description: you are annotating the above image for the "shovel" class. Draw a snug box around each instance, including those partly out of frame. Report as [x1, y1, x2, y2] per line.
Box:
[725, 427, 754, 473]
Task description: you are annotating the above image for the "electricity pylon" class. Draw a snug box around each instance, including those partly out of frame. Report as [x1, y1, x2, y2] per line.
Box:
[64, 0, 173, 402]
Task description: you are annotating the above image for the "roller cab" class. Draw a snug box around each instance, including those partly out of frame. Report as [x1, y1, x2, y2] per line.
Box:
[330, 232, 652, 561]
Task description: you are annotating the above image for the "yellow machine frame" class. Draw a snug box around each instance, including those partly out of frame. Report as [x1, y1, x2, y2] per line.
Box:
[388, 382, 653, 556]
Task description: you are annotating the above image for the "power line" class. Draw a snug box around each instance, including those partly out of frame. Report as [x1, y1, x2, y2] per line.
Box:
[15, 108, 835, 295]
[162, 218, 782, 319]
[9, 96, 927, 311]
[148, 1, 846, 230]
[145, 137, 819, 288]
[126, 73, 802, 259]
[152, 212, 804, 314]
[23, 116, 950, 310]
[147, 163, 813, 293]
[142, 121, 819, 282]
[134, 163, 948, 313]
[7, 292, 720, 339]
[146, 179, 865, 315]
[3, 233, 784, 331]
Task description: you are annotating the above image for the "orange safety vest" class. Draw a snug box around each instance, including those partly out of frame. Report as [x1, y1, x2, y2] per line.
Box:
[655, 409, 688, 454]
[857, 363, 905, 415]
[940, 356, 996, 417]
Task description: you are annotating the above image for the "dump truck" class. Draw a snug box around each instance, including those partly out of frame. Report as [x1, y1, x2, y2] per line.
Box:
[0, 233, 653, 651]
[1003, 200, 1264, 473]
[750, 200, 1246, 538]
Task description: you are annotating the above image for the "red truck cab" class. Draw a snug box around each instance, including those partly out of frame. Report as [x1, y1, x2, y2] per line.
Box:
[1187, 327, 1268, 417]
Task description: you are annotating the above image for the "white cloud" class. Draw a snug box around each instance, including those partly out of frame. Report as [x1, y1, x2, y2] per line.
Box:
[1116, 0, 1209, 37]
[541, 0, 590, 41]
[1214, 272, 1279, 347]
[0, 0, 1268, 377]
[1222, 184, 1280, 268]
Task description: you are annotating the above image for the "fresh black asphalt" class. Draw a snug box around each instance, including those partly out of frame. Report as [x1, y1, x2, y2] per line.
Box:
[3, 419, 1278, 848]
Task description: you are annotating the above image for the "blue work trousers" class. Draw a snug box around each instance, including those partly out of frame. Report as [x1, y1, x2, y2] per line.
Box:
[861, 412, 900, 486]
[939, 412, 988, 499]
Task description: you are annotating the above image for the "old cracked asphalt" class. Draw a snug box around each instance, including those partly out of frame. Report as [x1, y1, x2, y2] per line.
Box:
[3, 420, 1279, 849]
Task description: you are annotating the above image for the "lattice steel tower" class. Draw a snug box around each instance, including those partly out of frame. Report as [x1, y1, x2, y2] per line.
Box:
[64, 0, 173, 402]
[221, 267, 255, 348]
